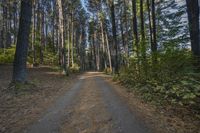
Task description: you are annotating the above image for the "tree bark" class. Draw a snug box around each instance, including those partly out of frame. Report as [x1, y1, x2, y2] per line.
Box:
[110, 0, 119, 73]
[105, 30, 112, 72]
[12, 0, 32, 83]
[186, 0, 200, 57]
[132, 0, 139, 54]
[56, 0, 67, 75]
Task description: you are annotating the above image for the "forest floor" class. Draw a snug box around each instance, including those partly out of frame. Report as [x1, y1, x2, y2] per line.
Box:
[0, 65, 199, 133]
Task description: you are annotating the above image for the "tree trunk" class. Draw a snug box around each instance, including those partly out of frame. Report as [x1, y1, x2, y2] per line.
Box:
[151, 0, 157, 53]
[147, 0, 153, 49]
[110, 0, 119, 73]
[105, 30, 112, 72]
[67, 19, 70, 67]
[132, 0, 139, 54]
[12, 0, 32, 83]
[186, 0, 200, 57]
[71, 12, 74, 68]
[56, 0, 67, 75]
[100, 19, 107, 69]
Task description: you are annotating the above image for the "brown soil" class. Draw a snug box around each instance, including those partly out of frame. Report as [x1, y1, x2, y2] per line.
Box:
[0, 65, 78, 133]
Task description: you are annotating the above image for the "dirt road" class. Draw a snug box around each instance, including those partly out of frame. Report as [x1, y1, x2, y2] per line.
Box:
[25, 72, 151, 133]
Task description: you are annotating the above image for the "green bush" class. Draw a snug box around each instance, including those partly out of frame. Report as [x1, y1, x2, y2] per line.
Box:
[70, 63, 80, 73]
[117, 50, 200, 108]
[0, 46, 15, 64]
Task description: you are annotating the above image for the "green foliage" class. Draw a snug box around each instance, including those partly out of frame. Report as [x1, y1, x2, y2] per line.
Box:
[70, 63, 80, 73]
[117, 50, 200, 109]
[104, 67, 112, 74]
[0, 46, 15, 64]
[43, 51, 59, 66]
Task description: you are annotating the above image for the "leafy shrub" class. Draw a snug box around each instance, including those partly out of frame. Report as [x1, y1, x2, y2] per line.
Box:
[104, 67, 112, 74]
[117, 50, 200, 108]
[0, 46, 15, 64]
[70, 63, 80, 73]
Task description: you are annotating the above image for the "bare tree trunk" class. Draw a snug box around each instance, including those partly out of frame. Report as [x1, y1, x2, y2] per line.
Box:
[186, 0, 200, 57]
[105, 30, 112, 72]
[71, 12, 74, 68]
[12, 0, 32, 83]
[67, 19, 70, 67]
[147, 0, 153, 49]
[109, 0, 119, 73]
[151, 0, 157, 53]
[100, 19, 107, 69]
[56, 0, 67, 75]
[32, 0, 36, 66]
[132, 0, 139, 55]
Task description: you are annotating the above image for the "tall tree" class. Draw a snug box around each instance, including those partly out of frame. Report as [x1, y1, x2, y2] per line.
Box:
[151, 0, 157, 53]
[109, 0, 119, 73]
[12, 0, 33, 83]
[132, 0, 139, 52]
[186, 0, 200, 57]
[56, 0, 67, 75]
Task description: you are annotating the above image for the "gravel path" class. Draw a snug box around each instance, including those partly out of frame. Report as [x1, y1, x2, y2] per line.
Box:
[25, 72, 151, 133]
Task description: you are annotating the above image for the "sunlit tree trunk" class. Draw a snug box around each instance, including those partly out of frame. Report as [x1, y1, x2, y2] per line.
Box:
[100, 19, 107, 69]
[105, 30, 112, 72]
[56, 0, 67, 75]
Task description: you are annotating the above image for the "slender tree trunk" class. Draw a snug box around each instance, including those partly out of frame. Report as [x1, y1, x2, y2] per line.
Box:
[120, 18, 125, 58]
[71, 12, 74, 67]
[92, 31, 97, 70]
[57, 0, 67, 75]
[132, 0, 139, 54]
[105, 30, 112, 72]
[12, 0, 32, 83]
[100, 20, 107, 69]
[147, 0, 153, 49]
[140, 0, 147, 75]
[151, 0, 157, 53]
[32, 0, 36, 66]
[110, 0, 119, 73]
[67, 19, 70, 67]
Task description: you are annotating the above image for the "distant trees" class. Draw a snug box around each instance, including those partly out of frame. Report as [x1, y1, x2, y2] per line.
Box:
[0, 0, 19, 49]
[12, 0, 32, 83]
[0, 0, 199, 82]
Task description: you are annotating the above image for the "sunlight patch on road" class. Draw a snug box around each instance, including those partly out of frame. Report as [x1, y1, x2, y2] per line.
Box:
[79, 72, 112, 80]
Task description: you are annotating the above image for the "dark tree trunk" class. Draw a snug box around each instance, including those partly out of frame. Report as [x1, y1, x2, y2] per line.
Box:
[132, 0, 139, 48]
[12, 0, 32, 83]
[110, 0, 119, 73]
[151, 0, 157, 53]
[186, 0, 200, 57]
[147, 0, 153, 48]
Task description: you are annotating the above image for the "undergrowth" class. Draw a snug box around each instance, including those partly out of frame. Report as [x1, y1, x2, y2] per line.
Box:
[116, 50, 200, 117]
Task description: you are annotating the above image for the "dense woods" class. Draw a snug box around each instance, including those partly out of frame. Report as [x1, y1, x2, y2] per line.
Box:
[0, 0, 200, 132]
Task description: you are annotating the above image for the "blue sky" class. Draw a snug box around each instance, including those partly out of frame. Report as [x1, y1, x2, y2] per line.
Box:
[80, 0, 93, 16]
